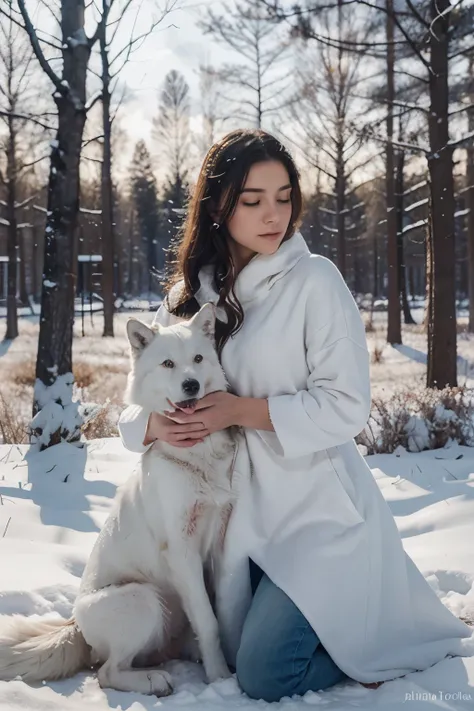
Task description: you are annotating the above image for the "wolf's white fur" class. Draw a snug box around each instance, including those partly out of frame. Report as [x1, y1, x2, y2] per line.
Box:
[0, 303, 242, 696]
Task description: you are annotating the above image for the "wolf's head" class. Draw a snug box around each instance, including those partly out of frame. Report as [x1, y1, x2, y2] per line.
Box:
[124, 303, 228, 414]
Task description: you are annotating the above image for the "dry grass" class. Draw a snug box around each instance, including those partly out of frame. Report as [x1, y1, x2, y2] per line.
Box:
[0, 389, 121, 444]
[81, 401, 119, 440]
[371, 344, 385, 364]
[0, 359, 127, 445]
[0, 390, 30, 444]
[357, 384, 474, 455]
[6, 359, 127, 392]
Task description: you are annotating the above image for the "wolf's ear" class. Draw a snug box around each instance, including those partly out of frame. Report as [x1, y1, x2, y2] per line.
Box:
[188, 303, 216, 340]
[126, 318, 155, 353]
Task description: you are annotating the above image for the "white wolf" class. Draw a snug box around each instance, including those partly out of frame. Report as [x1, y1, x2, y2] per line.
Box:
[0, 303, 243, 696]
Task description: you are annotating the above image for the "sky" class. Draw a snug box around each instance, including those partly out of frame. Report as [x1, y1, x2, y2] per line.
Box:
[27, 0, 253, 179]
[107, 0, 225, 147]
[85, 0, 265, 177]
[17, 0, 418, 191]
[15, 0, 473, 192]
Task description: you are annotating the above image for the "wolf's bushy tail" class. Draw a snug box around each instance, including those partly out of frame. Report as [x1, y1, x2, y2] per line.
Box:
[0, 614, 90, 682]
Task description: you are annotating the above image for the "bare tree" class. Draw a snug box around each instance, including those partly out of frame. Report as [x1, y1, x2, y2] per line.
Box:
[91, 0, 176, 337]
[287, 7, 377, 279]
[385, 0, 401, 344]
[467, 53, 474, 332]
[198, 0, 293, 128]
[267, 0, 474, 388]
[0, 2, 51, 339]
[153, 69, 190, 207]
[196, 62, 226, 155]
[394, 142, 416, 325]
[2, 0, 103, 448]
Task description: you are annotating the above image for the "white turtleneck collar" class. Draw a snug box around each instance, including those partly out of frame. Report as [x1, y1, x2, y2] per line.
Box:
[194, 231, 310, 321]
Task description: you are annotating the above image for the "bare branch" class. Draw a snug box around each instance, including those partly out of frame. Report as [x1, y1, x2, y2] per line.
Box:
[0, 109, 55, 131]
[85, 90, 103, 112]
[82, 134, 104, 148]
[16, 0, 64, 94]
[19, 154, 49, 172]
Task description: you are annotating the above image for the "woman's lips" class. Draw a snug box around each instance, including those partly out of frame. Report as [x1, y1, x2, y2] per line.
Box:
[259, 231, 281, 239]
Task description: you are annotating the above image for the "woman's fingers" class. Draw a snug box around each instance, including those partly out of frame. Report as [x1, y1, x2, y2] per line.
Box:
[181, 422, 207, 433]
[170, 423, 206, 435]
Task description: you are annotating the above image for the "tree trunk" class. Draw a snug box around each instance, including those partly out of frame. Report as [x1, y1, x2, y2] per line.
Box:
[5, 114, 18, 340]
[32, 225, 38, 298]
[426, 211, 434, 358]
[467, 55, 474, 332]
[395, 148, 415, 324]
[31, 3, 91, 448]
[386, 0, 401, 344]
[373, 230, 379, 299]
[336, 150, 346, 278]
[18, 227, 28, 305]
[100, 31, 115, 338]
[426, 0, 457, 388]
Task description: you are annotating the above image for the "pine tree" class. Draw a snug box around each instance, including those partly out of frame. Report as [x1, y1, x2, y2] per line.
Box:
[129, 140, 161, 293]
[153, 70, 190, 209]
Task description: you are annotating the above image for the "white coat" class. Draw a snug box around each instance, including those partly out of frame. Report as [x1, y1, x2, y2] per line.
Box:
[118, 230, 474, 684]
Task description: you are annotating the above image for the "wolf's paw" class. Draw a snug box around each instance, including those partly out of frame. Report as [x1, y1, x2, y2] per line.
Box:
[148, 670, 174, 696]
[205, 660, 232, 683]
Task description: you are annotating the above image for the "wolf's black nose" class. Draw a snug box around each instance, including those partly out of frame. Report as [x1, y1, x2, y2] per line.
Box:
[182, 379, 200, 396]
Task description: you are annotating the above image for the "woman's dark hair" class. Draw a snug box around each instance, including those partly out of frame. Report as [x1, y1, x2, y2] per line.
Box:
[161, 128, 304, 358]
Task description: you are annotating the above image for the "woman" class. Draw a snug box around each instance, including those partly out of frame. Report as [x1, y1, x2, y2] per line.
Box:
[118, 129, 473, 702]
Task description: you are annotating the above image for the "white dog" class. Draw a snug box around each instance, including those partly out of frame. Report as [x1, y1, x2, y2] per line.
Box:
[0, 303, 243, 696]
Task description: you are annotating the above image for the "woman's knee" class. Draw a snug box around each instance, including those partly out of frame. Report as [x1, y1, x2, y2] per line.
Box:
[235, 642, 292, 702]
[236, 629, 347, 701]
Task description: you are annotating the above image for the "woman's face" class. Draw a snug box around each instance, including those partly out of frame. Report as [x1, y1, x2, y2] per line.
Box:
[224, 160, 293, 269]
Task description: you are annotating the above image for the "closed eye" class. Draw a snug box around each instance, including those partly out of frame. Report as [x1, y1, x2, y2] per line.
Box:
[243, 199, 291, 207]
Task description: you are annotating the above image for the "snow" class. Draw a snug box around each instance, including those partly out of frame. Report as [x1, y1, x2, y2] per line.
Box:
[1, 309, 474, 708]
[405, 198, 429, 213]
[79, 208, 102, 216]
[31, 372, 82, 451]
[402, 218, 428, 234]
[0, 439, 473, 709]
[67, 29, 88, 49]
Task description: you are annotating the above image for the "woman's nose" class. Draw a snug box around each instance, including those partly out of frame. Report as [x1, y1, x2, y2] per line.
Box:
[263, 203, 278, 223]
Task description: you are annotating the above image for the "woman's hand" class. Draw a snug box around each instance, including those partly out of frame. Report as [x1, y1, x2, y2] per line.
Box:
[144, 412, 209, 448]
[163, 391, 242, 435]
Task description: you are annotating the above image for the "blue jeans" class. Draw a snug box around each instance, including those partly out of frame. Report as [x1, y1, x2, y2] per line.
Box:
[235, 559, 349, 702]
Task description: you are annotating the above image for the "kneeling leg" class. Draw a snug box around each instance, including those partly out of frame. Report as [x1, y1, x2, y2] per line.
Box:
[236, 570, 348, 702]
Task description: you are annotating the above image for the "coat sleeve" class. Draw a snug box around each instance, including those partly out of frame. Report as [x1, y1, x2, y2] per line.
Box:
[117, 302, 174, 453]
[263, 257, 371, 459]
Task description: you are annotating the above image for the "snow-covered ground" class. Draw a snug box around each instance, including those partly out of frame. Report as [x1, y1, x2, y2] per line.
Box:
[0, 439, 473, 710]
[1, 308, 474, 709]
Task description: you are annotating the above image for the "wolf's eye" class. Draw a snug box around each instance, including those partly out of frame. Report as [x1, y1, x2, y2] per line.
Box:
[163, 359, 174, 368]
[194, 354, 203, 363]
